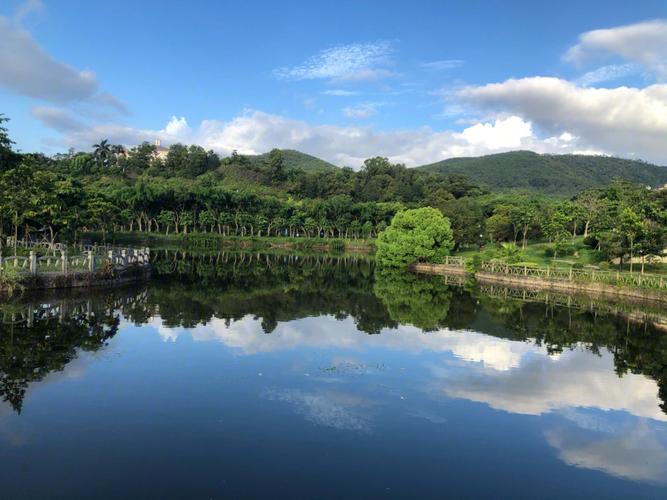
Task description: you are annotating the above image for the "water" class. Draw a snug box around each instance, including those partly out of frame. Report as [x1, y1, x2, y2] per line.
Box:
[1, 250, 666, 499]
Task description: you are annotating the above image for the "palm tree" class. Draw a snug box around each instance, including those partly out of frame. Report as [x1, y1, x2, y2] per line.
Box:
[111, 144, 126, 158]
[92, 139, 111, 167]
[110, 144, 128, 174]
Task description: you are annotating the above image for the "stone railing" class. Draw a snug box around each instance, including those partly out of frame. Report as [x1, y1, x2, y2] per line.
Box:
[0, 247, 150, 276]
[3, 237, 65, 251]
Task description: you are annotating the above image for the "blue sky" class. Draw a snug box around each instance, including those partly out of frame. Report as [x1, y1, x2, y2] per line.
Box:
[1, 0, 666, 166]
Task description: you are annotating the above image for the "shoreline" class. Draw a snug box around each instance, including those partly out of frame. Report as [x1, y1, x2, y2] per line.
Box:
[2, 267, 151, 295]
[411, 262, 667, 304]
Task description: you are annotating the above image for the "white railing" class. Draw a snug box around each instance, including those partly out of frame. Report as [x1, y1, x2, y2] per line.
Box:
[0, 247, 150, 276]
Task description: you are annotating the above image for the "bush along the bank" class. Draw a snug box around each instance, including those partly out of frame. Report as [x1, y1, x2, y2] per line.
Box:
[376, 207, 454, 267]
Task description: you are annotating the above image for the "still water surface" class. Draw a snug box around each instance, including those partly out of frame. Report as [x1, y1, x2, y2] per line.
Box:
[0, 251, 666, 499]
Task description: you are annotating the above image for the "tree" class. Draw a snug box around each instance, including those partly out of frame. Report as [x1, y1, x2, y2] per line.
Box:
[575, 189, 602, 237]
[486, 205, 513, 243]
[618, 207, 643, 273]
[374, 269, 452, 330]
[541, 207, 570, 260]
[92, 139, 111, 167]
[637, 219, 665, 273]
[438, 197, 485, 249]
[267, 149, 286, 183]
[376, 207, 454, 267]
[0, 113, 18, 170]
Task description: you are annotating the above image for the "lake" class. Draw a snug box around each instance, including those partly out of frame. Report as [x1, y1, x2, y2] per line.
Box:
[0, 250, 666, 499]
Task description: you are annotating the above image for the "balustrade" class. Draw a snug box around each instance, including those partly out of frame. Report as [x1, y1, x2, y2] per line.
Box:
[0, 246, 150, 277]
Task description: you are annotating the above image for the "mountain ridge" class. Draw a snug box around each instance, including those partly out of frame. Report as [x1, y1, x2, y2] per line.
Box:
[414, 150, 667, 195]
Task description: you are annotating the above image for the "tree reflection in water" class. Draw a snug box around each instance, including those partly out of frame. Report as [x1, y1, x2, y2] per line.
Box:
[0, 290, 137, 412]
[1, 249, 666, 414]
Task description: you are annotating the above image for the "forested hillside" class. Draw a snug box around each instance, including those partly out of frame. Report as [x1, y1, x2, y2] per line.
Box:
[417, 151, 667, 195]
[246, 149, 337, 172]
[1, 111, 665, 266]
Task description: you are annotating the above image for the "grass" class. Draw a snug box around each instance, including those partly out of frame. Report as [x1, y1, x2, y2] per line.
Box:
[455, 238, 667, 275]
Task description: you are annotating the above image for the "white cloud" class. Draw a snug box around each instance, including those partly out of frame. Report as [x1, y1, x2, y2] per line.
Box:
[458, 76, 667, 163]
[146, 314, 543, 361]
[459, 115, 532, 149]
[564, 19, 667, 77]
[322, 89, 359, 96]
[547, 425, 667, 484]
[576, 63, 639, 86]
[162, 116, 191, 137]
[420, 59, 464, 71]
[90, 92, 129, 114]
[0, 14, 126, 114]
[145, 313, 666, 423]
[31, 106, 85, 132]
[13, 0, 44, 25]
[35, 107, 594, 166]
[273, 41, 395, 82]
[342, 103, 378, 119]
[262, 388, 371, 432]
[0, 17, 98, 103]
[440, 347, 667, 421]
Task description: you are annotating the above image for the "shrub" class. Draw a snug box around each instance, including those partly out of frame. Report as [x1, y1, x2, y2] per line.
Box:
[495, 243, 523, 263]
[376, 208, 454, 267]
[583, 235, 599, 249]
[0, 267, 25, 295]
[467, 254, 484, 273]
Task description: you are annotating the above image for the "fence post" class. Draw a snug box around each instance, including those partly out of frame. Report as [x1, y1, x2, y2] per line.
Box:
[61, 249, 68, 275]
[121, 249, 128, 267]
[88, 250, 95, 273]
[29, 250, 37, 275]
[568, 267, 573, 280]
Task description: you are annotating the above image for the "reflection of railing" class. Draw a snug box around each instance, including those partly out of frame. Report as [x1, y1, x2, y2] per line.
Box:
[479, 284, 667, 326]
[442, 256, 465, 267]
[439, 274, 465, 286]
[0, 247, 150, 276]
[479, 262, 666, 291]
[0, 290, 148, 326]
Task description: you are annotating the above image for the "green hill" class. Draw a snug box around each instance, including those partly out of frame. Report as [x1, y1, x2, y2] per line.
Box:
[416, 151, 667, 195]
[247, 149, 338, 172]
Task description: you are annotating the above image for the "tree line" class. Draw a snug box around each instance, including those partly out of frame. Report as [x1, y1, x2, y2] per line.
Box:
[0, 113, 665, 266]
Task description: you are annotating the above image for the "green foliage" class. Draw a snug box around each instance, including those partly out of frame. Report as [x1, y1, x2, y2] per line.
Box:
[0, 113, 19, 170]
[247, 149, 338, 173]
[418, 150, 667, 195]
[373, 269, 451, 331]
[496, 243, 523, 263]
[0, 112, 664, 272]
[376, 207, 454, 267]
[0, 267, 24, 295]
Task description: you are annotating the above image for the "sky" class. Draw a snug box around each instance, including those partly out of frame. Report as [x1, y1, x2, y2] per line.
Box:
[1, 0, 667, 167]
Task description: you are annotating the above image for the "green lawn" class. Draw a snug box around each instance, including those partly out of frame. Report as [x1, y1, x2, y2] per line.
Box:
[454, 238, 667, 275]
